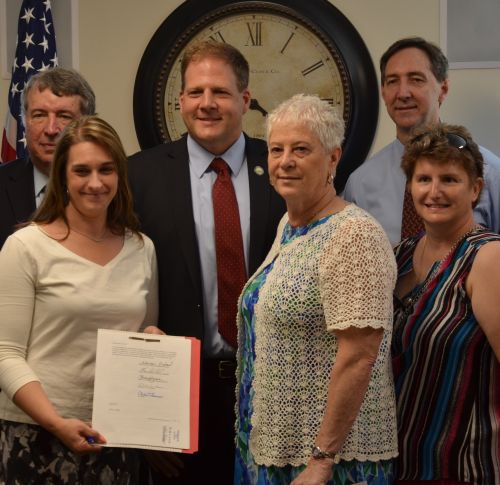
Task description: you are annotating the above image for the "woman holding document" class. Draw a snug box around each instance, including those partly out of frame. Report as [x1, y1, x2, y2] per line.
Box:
[0, 116, 158, 484]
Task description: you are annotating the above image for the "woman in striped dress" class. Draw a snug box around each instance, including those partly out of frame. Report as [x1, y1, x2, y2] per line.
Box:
[392, 123, 500, 485]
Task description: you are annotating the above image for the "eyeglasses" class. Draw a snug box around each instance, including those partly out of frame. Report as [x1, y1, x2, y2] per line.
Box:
[446, 133, 467, 150]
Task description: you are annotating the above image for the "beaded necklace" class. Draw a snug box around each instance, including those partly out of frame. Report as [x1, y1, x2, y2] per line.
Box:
[402, 225, 481, 311]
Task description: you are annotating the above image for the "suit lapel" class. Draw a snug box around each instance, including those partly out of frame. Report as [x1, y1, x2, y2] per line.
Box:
[245, 137, 272, 274]
[166, 137, 271, 287]
[5, 160, 36, 223]
[167, 140, 202, 296]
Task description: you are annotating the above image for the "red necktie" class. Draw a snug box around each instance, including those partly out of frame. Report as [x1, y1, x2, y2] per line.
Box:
[401, 186, 424, 240]
[211, 158, 247, 348]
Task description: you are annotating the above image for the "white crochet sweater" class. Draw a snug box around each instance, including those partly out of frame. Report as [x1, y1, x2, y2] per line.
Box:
[236, 204, 398, 467]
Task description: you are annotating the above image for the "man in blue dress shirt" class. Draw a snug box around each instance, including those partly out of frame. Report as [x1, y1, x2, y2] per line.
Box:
[128, 41, 285, 485]
[344, 37, 500, 246]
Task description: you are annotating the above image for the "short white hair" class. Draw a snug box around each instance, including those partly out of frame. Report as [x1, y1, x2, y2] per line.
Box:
[266, 94, 345, 152]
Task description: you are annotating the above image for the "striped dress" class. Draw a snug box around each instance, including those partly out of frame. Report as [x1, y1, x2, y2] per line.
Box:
[392, 229, 500, 485]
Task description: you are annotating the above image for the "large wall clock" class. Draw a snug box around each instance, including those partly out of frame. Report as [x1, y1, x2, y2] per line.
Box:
[133, 0, 379, 191]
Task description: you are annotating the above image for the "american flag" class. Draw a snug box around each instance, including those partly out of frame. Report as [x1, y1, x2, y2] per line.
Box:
[1, 0, 58, 163]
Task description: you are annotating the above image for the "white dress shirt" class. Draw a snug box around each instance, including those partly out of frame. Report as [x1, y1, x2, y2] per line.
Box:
[33, 164, 48, 208]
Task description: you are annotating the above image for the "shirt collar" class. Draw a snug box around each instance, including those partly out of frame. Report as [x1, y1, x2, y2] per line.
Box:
[32, 162, 49, 197]
[187, 133, 246, 178]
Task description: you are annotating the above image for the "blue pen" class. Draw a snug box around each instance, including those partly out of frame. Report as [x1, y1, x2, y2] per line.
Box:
[86, 437, 96, 444]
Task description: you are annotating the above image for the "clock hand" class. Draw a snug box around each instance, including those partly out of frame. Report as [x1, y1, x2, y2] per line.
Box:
[250, 98, 268, 117]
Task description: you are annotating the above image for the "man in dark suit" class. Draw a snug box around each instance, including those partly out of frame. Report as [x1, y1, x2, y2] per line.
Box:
[128, 41, 285, 485]
[0, 68, 95, 248]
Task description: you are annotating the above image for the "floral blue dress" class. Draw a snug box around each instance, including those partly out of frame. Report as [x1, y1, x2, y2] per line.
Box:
[234, 216, 394, 485]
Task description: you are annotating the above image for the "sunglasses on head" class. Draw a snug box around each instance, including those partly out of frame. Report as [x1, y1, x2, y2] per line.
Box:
[411, 131, 468, 150]
[445, 133, 468, 150]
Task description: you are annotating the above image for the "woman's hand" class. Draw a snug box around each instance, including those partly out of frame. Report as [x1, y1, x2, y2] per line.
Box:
[291, 459, 334, 485]
[143, 325, 165, 335]
[13, 382, 105, 454]
[49, 417, 106, 454]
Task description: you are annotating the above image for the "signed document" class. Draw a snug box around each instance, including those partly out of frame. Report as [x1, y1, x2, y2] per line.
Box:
[92, 329, 200, 453]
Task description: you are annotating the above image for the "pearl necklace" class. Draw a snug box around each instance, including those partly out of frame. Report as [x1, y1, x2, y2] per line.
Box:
[70, 226, 109, 243]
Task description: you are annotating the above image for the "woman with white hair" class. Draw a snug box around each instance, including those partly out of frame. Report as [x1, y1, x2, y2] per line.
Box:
[234, 94, 398, 485]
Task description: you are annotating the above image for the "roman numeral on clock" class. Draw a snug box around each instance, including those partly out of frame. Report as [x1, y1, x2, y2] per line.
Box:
[301, 60, 324, 76]
[208, 31, 226, 43]
[245, 22, 262, 46]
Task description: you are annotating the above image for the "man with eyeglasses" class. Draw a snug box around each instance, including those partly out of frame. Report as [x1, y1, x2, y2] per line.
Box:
[0, 68, 96, 248]
[343, 37, 500, 246]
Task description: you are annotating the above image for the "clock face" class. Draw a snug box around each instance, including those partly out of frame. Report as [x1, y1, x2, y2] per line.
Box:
[133, 0, 379, 191]
[164, 10, 349, 140]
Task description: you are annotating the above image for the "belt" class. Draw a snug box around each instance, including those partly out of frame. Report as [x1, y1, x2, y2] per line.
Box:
[203, 358, 237, 380]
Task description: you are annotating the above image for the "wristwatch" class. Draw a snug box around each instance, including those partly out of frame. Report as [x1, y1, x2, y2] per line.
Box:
[311, 445, 336, 460]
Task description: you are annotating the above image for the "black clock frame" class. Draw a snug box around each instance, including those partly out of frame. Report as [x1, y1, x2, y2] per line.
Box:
[133, 0, 379, 191]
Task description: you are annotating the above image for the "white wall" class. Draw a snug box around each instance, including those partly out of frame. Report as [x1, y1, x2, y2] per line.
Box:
[1, 0, 499, 157]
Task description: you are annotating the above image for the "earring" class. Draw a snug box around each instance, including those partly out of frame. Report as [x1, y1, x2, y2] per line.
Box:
[326, 173, 334, 185]
[63, 187, 70, 205]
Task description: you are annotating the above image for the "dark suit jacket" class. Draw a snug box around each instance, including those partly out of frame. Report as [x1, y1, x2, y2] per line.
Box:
[0, 158, 36, 249]
[128, 135, 286, 342]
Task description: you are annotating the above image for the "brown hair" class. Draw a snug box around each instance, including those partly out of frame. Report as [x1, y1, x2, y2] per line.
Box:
[32, 116, 141, 238]
[402, 123, 484, 206]
[180, 40, 249, 92]
[380, 37, 448, 85]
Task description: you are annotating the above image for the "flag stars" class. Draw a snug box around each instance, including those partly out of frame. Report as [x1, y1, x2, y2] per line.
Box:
[39, 62, 51, 72]
[40, 15, 52, 34]
[3, 0, 58, 162]
[21, 7, 36, 24]
[22, 32, 35, 49]
[10, 83, 21, 97]
[22, 56, 34, 73]
[39, 36, 49, 52]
